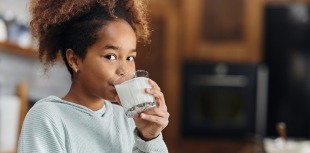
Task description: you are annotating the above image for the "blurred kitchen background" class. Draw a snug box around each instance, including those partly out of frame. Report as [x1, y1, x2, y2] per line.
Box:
[1, 0, 310, 153]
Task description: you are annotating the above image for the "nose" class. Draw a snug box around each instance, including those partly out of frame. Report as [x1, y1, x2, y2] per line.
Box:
[117, 69, 126, 77]
[116, 61, 128, 76]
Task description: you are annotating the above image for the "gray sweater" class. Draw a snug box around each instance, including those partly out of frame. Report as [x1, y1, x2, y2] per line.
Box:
[18, 96, 168, 153]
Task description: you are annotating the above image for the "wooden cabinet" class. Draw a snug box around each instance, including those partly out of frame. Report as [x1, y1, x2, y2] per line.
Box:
[181, 0, 264, 63]
[266, 0, 310, 3]
[136, 1, 267, 153]
[0, 41, 37, 57]
[135, 1, 181, 152]
[136, 1, 264, 152]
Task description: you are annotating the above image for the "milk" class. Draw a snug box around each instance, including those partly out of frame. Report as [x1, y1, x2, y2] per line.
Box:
[115, 77, 155, 117]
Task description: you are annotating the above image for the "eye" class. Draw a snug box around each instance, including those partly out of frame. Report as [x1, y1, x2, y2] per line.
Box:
[104, 54, 117, 60]
[127, 56, 135, 62]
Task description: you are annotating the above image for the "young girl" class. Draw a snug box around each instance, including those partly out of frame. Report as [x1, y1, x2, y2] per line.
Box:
[18, 0, 169, 152]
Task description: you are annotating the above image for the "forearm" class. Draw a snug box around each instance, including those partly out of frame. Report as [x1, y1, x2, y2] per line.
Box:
[132, 129, 169, 153]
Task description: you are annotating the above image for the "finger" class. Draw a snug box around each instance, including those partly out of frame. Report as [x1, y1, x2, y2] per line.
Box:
[143, 107, 169, 117]
[140, 113, 169, 125]
[146, 88, 164, 100]
[145, 88, 167, 110]
[148, 79, 161, 91]
[145, 79, 167, 110]
[155, 98, 167, 111]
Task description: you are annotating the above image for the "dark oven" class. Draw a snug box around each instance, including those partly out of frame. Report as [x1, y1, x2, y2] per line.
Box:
[181, 62, 268, 139]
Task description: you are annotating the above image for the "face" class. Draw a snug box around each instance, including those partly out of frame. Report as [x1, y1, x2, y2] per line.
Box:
[75, 19, 137, 101]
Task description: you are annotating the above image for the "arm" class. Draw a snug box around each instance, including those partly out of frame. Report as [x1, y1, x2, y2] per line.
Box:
[132, 129, 168, 153]
[18, 104, 65, 153]
[132, 79, 169, 153]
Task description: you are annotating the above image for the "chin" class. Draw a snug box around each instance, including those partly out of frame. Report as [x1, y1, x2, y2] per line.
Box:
[102, 92, 117, 102]
[103, 94, 121, 105]
[101, 95, 113, 102]
[99, 87, 115, 100]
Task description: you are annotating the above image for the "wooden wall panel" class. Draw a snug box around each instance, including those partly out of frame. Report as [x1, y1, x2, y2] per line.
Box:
[135, 1, 181, 151]
[181, 0, 263, 64]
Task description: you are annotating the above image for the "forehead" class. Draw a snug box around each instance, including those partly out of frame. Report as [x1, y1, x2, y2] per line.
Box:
[97, 20, 137, 45]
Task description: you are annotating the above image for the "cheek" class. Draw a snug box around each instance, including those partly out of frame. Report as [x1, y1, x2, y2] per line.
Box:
[93, 73, 116, 99]
[80, 65, 111, 87]
[102, 84, 118, 102]
[96, 71, 112, 85]
[128, 63, 136, 71]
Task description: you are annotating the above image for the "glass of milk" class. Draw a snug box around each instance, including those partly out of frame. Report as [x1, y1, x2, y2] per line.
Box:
[114, 70, 156, 117]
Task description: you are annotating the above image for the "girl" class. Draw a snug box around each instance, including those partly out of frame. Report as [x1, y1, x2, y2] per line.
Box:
[18, 0, 169, 152]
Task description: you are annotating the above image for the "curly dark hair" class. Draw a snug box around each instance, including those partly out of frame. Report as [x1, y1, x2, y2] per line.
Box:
[29, 0, 150, 76]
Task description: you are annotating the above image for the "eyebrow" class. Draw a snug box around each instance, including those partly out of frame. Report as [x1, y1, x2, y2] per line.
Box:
[104, 44, 137, 52]
[104, 44, 119, 50]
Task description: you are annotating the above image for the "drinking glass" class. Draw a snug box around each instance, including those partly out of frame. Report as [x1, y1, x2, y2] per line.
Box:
[114, 70, 156, 117]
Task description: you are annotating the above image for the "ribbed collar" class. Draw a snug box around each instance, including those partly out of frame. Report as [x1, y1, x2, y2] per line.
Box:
[36, 95, 112, 117]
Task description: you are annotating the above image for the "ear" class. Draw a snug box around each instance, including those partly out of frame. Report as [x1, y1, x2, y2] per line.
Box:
[66, 49, 80, 72]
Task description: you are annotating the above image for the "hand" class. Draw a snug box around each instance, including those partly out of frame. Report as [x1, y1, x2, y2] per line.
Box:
[133, 79, 170, 141]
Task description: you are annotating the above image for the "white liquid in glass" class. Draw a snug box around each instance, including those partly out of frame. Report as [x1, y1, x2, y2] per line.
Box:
[115, 77, 155, 117]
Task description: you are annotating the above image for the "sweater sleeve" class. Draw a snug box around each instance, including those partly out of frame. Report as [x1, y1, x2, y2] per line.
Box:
[132, 128, 169, 153]
[18, 103, 66, 153]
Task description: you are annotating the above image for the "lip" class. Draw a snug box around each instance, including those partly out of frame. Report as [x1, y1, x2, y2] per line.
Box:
[109, 84, 117, 92]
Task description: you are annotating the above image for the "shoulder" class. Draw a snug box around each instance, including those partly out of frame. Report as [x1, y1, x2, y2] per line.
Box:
[31, 96, 62, 112]
[19, 97, 67, 152]
[25, 96, 63, 123]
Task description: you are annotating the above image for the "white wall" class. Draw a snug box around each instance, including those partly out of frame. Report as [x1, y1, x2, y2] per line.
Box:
[0, 50, 71, 101]
[0, 1, 71, 100]
[0, 2, 70, 151]
[0, 0, 30, 23]
[0, 49, 71, 152]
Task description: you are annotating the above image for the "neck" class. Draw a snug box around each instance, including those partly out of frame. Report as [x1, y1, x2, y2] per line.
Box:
[62, 83, 105, 111]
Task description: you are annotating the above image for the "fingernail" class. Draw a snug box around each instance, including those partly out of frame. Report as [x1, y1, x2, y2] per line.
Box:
[140, 113, 145, 118]
[145, 88, 150, 93]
